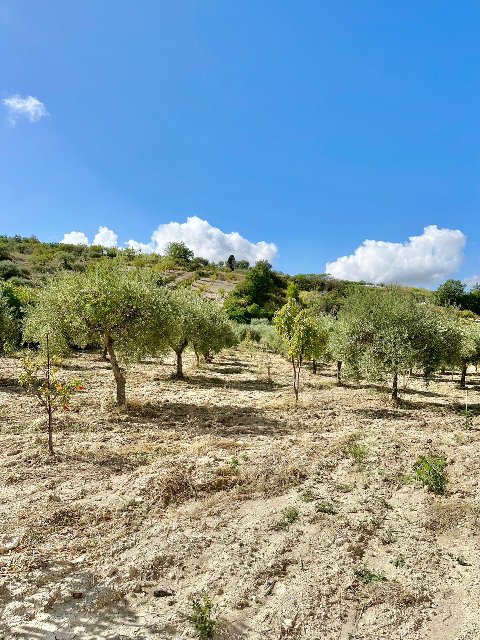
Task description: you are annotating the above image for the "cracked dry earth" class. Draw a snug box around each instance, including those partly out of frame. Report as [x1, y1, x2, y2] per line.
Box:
[1, 347, 480, 639]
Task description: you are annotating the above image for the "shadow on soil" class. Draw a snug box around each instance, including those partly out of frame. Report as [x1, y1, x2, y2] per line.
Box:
[125, 400, 290, 436]
[8, 600, 157, 639]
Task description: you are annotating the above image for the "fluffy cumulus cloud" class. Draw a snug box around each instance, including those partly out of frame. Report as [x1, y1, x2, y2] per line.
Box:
[126, 216, 278, 263]
[3, 94, 48, 124]
[326, 225, 466, 287]
[60, 231, 89, 245]
[61, 217, 277, 264]
[93, 226, 118, 248]
[61, 227, 117, 248]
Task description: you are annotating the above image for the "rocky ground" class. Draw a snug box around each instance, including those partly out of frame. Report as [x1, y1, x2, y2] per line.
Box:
[1, 347, 479, 639]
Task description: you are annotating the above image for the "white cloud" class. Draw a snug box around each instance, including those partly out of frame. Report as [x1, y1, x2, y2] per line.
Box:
[61, 231, 89, 245]
[326, 225, 466, 287]
[61, 218, 276, 263]
[463, 275, 480, 289]
[127, 216, 278, 264]
[93, 226, 117, 248]
[125, 240, 154, 253]
[3, 94, 48, 124]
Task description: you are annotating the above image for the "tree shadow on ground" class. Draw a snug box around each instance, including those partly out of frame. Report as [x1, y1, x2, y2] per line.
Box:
[181, 375, 284, 392]
[9, 600, 155, 639]
[353, 407, 412, 420]
[0, 377, 26, 395]
[125, 401, 290, 437]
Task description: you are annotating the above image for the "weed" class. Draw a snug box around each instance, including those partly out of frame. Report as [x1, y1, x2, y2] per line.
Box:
[354, 567, 387, 584]
[413, 454, 448, 494]
[391, 555, 405, 568]
[315, 500, 339, 515]
[228, 456, 240, 469]
[274, 506, 299, 530]
[190, 594, 216, 639]
[300, 489, 315, 503]
[381, 527, 397, 545]
[345, 435, 368, 468]
[447, 552, 471, 566]
[335, 482, 354, 493]
[465, 409, 474, 430]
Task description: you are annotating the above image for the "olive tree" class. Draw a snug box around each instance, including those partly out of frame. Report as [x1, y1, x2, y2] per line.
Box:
[336, 286, 422, 400]
[24, 262, 172, 405]
[455, 320, 480, 388]
[166, 288, 236, 377]
[274, 300, 326, 401]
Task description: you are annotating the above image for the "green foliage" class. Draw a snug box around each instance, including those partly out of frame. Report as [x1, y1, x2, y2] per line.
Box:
[274, 506, 299, 530]
[413, 454, 448, 494]
[334, 286, 461, 397]
[435, 279, 466, 308]
[286, 281, 300, 302]
[344, 435, 368, 468]
[24, 261, 172, 404]
[165, 241, 194, 265]
[19, 350, 83, 454]
[166, 288, 237, 376]
[274, 300, 327, 400]
[224, 260, 287, 323]
[190, 595, 216, 639]
[354, 567, 387, 584]
[0, 284, 20, 353]
[315, 501, 338, 515]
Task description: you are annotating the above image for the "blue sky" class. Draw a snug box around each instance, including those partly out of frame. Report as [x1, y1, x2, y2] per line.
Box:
[1, 1, 479, 286]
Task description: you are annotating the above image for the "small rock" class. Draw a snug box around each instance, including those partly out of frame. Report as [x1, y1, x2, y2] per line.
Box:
[153, 588, 175, 598]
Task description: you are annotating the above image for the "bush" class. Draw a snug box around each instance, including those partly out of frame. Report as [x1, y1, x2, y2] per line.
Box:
[190, 595, 216, 639]
[413, 454, 448, 494]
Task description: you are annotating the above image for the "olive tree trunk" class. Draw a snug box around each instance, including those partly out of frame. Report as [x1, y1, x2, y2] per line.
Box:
[106, 336, 126, 405]
[460, 359, 468, 389]
[174, 340, 188, 378]
[391, 371, 399, 400]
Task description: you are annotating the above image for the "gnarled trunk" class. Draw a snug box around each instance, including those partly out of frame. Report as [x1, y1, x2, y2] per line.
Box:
[106, 336, 126, 405]
[174, 339, 188, 378]
[312, 359, 317, 375]
[336, 361, 342, 385]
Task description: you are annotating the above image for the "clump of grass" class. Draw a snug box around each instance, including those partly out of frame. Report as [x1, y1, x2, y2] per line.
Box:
[413, 454, 448, 494]
[335, 482, 354, 493]
[190, 594, 216, 639]
[391, 555, 405, 568]
[299, 489, 315, 502]
[274, 506, 299, 530]
[354, 567, 387, 584]
[344, 435, 368, 469]
[315, 500, 339, 515]
[381, 527, 397, 545]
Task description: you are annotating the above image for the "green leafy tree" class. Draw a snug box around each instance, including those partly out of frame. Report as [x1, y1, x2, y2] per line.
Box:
[166, 289, 236, 377]
[165, 242, 194, 265]
[336, 286, 422, 399]
[435, 279, 466, 308]
[274, 300, 325, 401]
[226, 254, 236, 271]
[224, 260, 286, 323]
[24, 262, 172, 405]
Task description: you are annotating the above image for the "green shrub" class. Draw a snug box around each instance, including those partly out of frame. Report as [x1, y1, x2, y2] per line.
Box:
[413, 454, 448, 494]
[354, 567, 387, 584]
[190, 594, 216, 639]
[274, 506, 299, 530]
